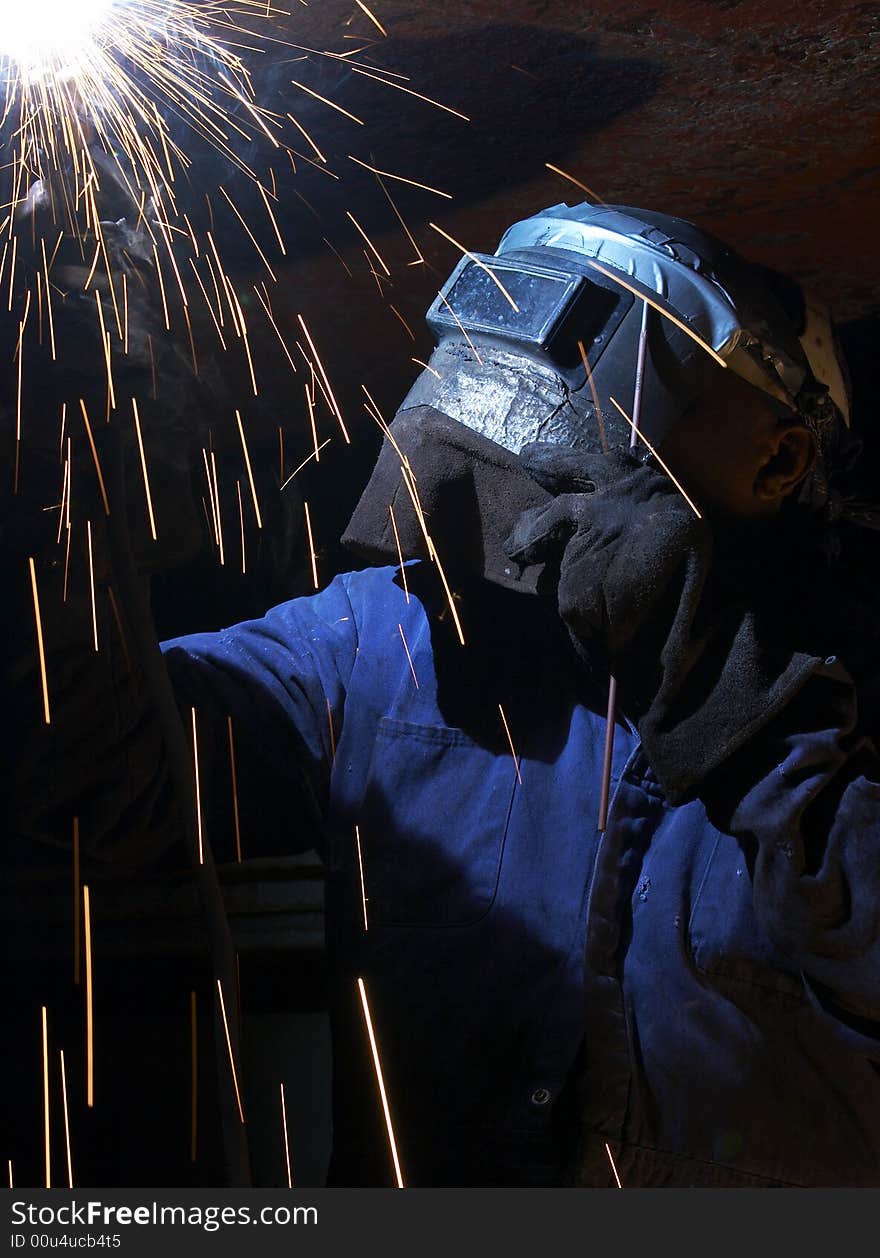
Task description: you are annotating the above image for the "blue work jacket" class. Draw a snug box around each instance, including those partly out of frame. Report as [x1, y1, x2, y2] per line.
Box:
[162, 561, 880, 1187]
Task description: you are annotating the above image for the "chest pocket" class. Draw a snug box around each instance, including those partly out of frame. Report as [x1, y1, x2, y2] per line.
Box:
[356, 716, 518, 927]
[688, 833, 807, 1002]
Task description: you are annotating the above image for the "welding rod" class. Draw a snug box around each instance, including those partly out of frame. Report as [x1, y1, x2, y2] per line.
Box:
[597, 298, 650, 832]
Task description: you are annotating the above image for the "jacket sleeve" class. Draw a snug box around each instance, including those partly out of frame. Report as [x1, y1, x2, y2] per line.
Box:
[161, 572, 360, 858]
[701, 656, 880, 1032]
[6, 565, 360, 882]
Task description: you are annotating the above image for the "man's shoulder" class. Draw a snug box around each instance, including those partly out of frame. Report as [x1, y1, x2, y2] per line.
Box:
[337, 560, 435, 622]
[339, 561, 415, 594]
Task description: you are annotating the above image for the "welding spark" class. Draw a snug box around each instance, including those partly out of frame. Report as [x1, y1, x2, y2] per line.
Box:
[280, 1083, 293, 1187]
[352, 0, 388, 38]
[218, 185, 277, 281]
[279, 439, 331, 492]
[131, 398, 157, 540]
[1, 1, 330, 511]
[83, 884, 94, 1107]
[1, 2, 279, 236]
[56, 455, 70, 546]
[348, 154, 451, 200]
[326, 696, 336, 763]
[289, 76, 364, 126]
[387, 303, 416, 341]
[605, 1140, 623, 1188]
[60, 1049, 74, 1188]
[28, 556, 51, 724]
[305, 381, 320, 462]
[498, 703, 522, 786]
[286, 112, 328, 164]
[41, 237, 57, 358]
[2, 39, 489, 1201]
[216, 978, 245, 1124]
[344, 60, 469, 121]
[436, 292, 483, 364]
[303, 499, 318, 589]
[235, 408, 263, 529]
[354, 825, 368, 932]
[387, 504, 409, 602]
[375, 172, 425, 266]
[79, 402, 110, 517]
[73, 816, 81, 985]
[236, 479, 246, 574]
[608, 396, 702, 519]
[257, 181, 286, 255]
[202, 448, 221, 551]
[429, 222, 519, 312]
[3, 0, 108, 83]
[597, 677, 618, 837]
[227, 716, 242, 863]
[210, 449, 225, 566]
[544, 163, 606, 203]
[191, 706, 204, 864]
[397, 623, 419, 689]
[584, 259, 727, 367]
[296, 314, 350, 442]
[253, 282, 297, 371]
[577, 340, 607, 454]
[411, 356, 440, 379]
[363, 391, 466, 648]
[86, 520, 99, 652]
[41, 1005, 51, 1188]
[425, 538, 465, 648]
[357, 977, 404, 1188]
[347, 209, 391, 276]
[61, 518, 71, 601]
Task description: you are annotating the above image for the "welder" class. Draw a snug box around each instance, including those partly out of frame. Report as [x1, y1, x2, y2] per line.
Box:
[8, 202, 880, 1186]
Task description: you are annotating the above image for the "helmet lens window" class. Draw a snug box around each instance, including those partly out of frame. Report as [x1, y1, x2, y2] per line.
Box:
[428, 254, 631, 375]
[431, 256, 577, 344]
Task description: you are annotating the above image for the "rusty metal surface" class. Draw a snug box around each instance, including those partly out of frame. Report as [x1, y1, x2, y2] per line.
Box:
[207, 1, 879, 546]
[264, 1, 880, 317]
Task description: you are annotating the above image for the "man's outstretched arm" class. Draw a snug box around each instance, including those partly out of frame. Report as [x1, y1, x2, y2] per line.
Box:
[160, 573, 360, 863]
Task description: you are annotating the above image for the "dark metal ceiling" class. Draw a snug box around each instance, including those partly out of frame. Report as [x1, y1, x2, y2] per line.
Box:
[264, 0, 880, 318]
[204, 0, 879, 546]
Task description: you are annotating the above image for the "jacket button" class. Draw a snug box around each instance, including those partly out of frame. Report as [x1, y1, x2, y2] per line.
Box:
[530, 1087, 552, 1106]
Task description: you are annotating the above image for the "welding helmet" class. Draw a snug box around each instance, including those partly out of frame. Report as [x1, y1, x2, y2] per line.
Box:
[400, 202, 849, 455]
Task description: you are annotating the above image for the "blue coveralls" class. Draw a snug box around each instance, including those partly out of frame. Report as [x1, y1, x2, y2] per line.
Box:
[162, 561, 880, 1186]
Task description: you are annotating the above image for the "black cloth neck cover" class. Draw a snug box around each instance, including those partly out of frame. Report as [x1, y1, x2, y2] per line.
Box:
[342, 405, 553, 595]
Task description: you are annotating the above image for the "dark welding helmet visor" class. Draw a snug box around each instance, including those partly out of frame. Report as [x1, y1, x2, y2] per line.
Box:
[400, 202, 845, 454]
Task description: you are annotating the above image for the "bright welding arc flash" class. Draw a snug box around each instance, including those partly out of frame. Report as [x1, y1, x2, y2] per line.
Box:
[0, 0, 114, 74]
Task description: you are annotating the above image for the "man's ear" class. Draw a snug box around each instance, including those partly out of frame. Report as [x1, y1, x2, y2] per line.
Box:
[754, 423, 816, 505]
